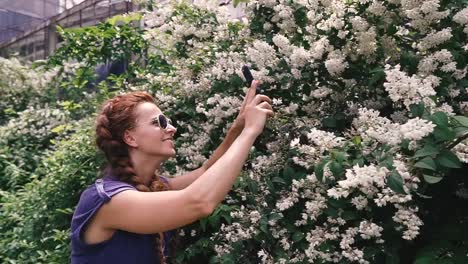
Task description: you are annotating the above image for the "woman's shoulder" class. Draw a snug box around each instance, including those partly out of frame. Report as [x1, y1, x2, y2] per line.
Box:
[71, 177, 136, 232]
[76, 177, 136, 211]
[100, 176, 137, 199]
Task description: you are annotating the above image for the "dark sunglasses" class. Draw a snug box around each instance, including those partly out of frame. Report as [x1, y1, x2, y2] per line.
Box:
[151, 114, 173, 130]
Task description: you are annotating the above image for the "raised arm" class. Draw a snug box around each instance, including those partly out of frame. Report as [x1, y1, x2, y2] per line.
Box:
[166, 124, 241, 190]
[167, 81, 260, 190]
[94, 93, 274, 235]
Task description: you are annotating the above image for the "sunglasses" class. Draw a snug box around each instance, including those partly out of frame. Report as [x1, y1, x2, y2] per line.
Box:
[151, 114, 173, 130]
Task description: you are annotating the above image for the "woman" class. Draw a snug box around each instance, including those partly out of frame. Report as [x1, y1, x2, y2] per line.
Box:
[70, 80, 274, 264]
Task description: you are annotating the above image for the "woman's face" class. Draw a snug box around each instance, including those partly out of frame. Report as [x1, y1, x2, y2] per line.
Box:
[126, 102, 177, 158]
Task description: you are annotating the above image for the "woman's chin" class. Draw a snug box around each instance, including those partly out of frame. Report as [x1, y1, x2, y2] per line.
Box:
[166, 148, 176, 157]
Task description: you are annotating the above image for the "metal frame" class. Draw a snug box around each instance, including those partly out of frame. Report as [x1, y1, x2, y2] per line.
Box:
[0, 0, 134, 61]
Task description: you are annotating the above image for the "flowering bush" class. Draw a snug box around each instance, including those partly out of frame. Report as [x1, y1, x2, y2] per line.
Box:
[134, 0, 468, 263]
[0, 106, 69, 189]
[0, 0, 467, 263]
[0, 57, 57, 124]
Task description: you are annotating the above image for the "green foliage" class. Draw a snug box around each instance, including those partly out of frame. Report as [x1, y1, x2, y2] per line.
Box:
[0, 121, 104, 263]
[47, 20, 147, 67]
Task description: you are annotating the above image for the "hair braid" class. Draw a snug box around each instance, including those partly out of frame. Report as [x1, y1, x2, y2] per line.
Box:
[94, 92, 175, 263]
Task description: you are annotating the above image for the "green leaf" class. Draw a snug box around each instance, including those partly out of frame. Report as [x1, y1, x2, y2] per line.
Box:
[410, 103, 425, 118]
[329, 161, 344, 178]
[322, 117, 337, 128]
[388, 171, 406, 194]
[454, 126, 468, 137]
[248, 180, 258, 194]
[353, 157, 365, 166]
[423, 174, 443, 184]
[430, 112, 449, 126]
[453, 116, 468, 127]
[328, 198, 346, 208]
[414, 145, 439, 158]
[314, 159, 328, 182]
[269, 213, 283, 221]
[292, 232, 305, 242]
[414, 157, 437, 171]
[352, 136, 361, 146]
[433, 126, 456, 141]
[283, 166, 295, 179]
[324, 207, 339, 217]
[200, 218, 208, 232]
[436, 150, 462, 168]
[259, 223, 268, 234]
[342, 210, 359, 220]
[332, 151, 347, 162]
[272, 177, 286, 184]
[265, 178, 275, 191]
[233, 0, 250, 7]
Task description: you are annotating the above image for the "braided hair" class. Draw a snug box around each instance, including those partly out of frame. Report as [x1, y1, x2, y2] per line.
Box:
[95, 91, 174, 263]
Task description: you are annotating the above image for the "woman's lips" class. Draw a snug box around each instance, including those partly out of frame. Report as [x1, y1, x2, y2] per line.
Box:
[164, 139, 174, 147]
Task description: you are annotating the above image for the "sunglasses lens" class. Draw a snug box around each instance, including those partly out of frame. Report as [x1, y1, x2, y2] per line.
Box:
[158, 115, 167, 129]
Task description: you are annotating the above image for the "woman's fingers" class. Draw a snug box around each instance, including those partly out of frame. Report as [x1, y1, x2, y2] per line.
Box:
[246, 80, 260, 103]
[251, 94, 272, 106]
[239, 80, 259, 111]
[258, 101, 273, 111]
[262, 109, 274, 117]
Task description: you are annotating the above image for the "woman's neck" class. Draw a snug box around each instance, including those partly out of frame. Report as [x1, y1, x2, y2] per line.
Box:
[129, 151, 165, 186]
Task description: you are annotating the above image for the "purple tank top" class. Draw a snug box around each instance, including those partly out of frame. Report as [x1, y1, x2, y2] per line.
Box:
[70, 176, 172, 264]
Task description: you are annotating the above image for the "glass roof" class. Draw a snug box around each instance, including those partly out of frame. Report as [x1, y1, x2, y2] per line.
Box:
[0, 0, 85, 43]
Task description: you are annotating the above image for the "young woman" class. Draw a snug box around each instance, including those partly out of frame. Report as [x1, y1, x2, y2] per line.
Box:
[70, 80, 274, 264]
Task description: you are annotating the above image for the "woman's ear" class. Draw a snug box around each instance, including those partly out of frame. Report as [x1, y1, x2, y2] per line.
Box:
[123, 130, 138, 148]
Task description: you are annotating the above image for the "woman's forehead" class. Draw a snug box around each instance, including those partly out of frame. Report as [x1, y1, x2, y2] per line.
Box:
[135, 102, 162, 120]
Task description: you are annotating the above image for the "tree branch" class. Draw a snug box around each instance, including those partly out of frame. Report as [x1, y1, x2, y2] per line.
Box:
[448, 132, 468, 150]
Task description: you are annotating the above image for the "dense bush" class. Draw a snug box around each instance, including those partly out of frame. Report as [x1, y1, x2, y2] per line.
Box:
[0, 121, 104, 263]
[0, 0, 467, 263]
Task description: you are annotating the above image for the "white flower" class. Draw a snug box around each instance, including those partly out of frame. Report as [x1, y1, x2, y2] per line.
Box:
[417, 28, 452, 51]
[311, 87, 333, 98]
[358, 221, 383, 239]
[258, 249, 270, 263]
[393, 206, 423, 240]
[276, 196, 296, 211]
[306, 128, 345, 153]
[384, 65, 438, 108]
[368, 0, 386, 16]
[325, 56, 348, 76]
[272, 34, 292, 55]
[272, 98, 283, 106]
[351, 195, 368, 210]
[290, 47, 312, 67]
[338, 164, 389, 191]
[246, 40, 279, 69]
[453, 7, 468, 25]
[290, 138, 300, 147]
[249, 210, 261, 224]
[399, 118, 435, 141]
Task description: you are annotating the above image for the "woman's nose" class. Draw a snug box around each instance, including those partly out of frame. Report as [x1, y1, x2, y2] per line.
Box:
[166, 123, 177, 136]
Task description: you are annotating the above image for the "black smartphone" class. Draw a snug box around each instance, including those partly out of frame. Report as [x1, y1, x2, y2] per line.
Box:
[242, 65, 262, 94]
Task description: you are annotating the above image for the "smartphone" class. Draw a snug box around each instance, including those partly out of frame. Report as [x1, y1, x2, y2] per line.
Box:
[242, 65, 262, 94]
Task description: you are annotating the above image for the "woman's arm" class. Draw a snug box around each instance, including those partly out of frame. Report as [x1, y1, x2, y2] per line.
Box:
[167, 123, 242, 190]
[96, 129, 259, 234]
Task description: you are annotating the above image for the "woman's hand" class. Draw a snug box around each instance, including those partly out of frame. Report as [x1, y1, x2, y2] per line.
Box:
[232, 80, 262, 131]
[243, 85, 274, 137]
